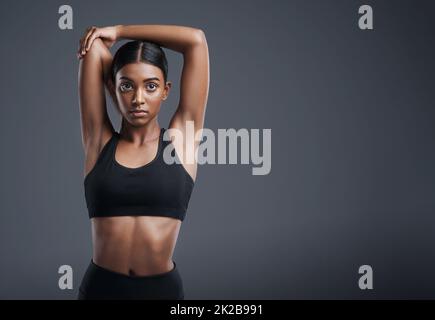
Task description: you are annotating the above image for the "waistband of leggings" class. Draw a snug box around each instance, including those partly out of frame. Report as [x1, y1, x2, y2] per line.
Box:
[90, 259, 178, 280]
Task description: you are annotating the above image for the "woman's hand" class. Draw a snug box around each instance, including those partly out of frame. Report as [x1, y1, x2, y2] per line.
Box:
[77, 25, 120, 59]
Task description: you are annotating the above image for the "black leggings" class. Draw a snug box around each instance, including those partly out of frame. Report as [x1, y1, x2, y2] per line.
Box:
[78, 259, 184, 300]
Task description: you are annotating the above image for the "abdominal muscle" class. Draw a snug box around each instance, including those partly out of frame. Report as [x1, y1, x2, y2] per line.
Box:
[90, 216, 182, 277]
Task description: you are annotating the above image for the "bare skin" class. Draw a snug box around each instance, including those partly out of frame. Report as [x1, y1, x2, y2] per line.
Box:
[78, 25, 209, 276]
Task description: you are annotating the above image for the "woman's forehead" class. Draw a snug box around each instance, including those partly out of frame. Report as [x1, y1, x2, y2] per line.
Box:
[117, 62, 163, 81]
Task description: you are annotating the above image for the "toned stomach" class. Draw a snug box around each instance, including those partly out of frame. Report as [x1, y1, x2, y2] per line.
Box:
[90, 215, 182, 277]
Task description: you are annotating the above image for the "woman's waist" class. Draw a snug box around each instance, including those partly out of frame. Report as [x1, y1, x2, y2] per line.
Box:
[91, 233, 178, 276]
[91, 250, 176, 277]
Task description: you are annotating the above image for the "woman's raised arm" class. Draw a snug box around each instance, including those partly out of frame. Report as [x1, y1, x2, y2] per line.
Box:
[79, 24, 209, 135]
[78, 36, 115, 178]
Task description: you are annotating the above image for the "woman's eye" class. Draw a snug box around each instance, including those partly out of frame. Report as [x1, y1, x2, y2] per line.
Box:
[147, 83, 157, 90]
[120, 83, 132, 91]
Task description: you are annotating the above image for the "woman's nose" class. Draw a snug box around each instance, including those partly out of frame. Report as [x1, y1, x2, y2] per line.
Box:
[132, 88, 145, 105]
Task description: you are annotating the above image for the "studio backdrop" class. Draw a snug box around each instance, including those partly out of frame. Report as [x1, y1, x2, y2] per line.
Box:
[0, 0, 434, 299]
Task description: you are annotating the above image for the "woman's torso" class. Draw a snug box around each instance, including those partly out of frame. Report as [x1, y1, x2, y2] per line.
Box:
[91, 215, 181, 276]
[84, 126, 196, 276]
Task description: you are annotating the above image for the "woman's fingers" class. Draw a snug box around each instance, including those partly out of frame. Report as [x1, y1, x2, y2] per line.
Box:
[79, 27, 92, 50]
[82, 26, 96, 54]
[77, 26, 103, 59]
[85, 30, 100, 51]
[77, 27, 92, 58]
[78, 35, 85, 55]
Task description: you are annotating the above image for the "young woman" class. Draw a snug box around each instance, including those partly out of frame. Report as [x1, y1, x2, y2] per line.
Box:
[76, 24, 209, 300]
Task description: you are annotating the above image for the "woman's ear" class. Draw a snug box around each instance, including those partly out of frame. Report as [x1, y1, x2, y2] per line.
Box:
[162, 81, 172, 100]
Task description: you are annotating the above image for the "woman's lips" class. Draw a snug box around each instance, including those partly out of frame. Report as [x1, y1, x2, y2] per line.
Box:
[130, 110, 149, 117]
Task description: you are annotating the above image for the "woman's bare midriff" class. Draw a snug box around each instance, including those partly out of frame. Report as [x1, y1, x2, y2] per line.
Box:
[90, 215, 182, 277]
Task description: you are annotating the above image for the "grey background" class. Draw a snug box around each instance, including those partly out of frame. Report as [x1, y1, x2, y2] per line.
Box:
[0, 0, 434, 299]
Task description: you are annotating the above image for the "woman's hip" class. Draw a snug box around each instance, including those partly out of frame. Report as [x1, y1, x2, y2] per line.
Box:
[78, 259, 184, 300]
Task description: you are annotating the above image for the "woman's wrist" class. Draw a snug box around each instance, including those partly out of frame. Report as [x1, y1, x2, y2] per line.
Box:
[114, 24, 124, 41]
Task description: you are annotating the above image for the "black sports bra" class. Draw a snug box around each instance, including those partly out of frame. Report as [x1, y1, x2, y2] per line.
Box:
[84, 127, 195, 221]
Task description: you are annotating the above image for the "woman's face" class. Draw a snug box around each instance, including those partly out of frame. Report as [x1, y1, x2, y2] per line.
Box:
[114, 62, 171, 125]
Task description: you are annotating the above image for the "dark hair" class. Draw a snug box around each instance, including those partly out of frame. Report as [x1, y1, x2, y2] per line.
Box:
[110, 40, 168, 84]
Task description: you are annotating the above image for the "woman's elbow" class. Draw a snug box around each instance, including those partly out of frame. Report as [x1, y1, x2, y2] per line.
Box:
[84, 38, 108, 59]
[193, 29, 207, 45]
